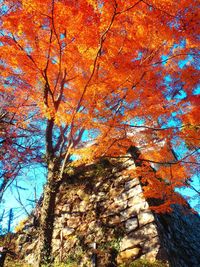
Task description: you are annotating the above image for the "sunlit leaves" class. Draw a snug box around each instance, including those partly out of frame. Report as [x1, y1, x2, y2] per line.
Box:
[0, 0, 199, 212]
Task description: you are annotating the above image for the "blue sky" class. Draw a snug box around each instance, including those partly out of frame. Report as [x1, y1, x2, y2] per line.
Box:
[0, 165, 46, 232]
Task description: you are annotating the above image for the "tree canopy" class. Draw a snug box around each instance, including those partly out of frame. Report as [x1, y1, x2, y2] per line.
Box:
[1, 0, 200, 207]
[0, 0, 199, 264]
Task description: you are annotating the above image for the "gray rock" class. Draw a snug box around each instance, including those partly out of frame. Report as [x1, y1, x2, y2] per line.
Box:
[124, 178, 140, 190]
[61, 227, 75, 238]
[122, 185, 143, 199]
[108, 199, 128, 213]
[53, 229, 60, 239]
[125, 217, 138, 232]
[142, 236, 160, 254]
[120, 223, 158, 251]
[117, 247, 141, 264]
[120, 201, 149, 220]
[138, 211, 155, 227]
[128, 194, 146, 207]
[108, 215, 121, 225]
[67, 216, 81, 228]
[52, 239, 61, 252]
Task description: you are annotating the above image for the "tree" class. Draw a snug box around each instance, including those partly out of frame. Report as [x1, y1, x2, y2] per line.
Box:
[0, 85, 43, 204]
[0, 0, 199, 265]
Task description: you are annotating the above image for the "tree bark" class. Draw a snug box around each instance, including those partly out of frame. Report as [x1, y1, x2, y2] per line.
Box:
[37, 162, 60, 266]
[0, 251, 7, 267]
[0, 179, 8, 204]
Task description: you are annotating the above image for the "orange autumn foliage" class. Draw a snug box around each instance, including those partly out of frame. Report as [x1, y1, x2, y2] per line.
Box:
[0, 0, 199, 213]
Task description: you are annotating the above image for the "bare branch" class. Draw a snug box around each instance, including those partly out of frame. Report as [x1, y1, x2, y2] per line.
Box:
[14, 180, 30, 216]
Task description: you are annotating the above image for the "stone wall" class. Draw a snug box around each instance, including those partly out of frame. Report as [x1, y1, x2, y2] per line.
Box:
[13, 156, 200, 267]
[15, 157, 166, 266]
[154, 205, 200, 267]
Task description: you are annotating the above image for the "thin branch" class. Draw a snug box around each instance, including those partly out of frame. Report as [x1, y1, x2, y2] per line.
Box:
[104, 147, 200, 166]
[141, 0, 178, 19]
[59, 143, 73, 181]
[54, 125, 69, 154]
[116, 0, 142, 15]
[11, 34, 43, 76]
[14, 180, 30, 216]
[51, 0, 63, 93]
[1, 166, 22, 202]
[74, 2, 118, 116]
[43, 27, 54, 107]
[72, 128, 85, 148]
[149, 53, 199, 66]
[54, 69, 67, 111]
[139, 148, 200, 165]
[127, 124, 185, 131]
[185, 180, 200, 196]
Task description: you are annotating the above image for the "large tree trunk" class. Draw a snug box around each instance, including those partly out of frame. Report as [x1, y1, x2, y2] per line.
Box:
[37, 162, 60, 266]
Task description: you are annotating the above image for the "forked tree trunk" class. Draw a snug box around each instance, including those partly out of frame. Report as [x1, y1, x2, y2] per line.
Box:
[38, 162, 60, 267]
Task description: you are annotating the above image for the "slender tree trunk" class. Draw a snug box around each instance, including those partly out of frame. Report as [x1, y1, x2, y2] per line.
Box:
[0, 179, 8, 204]
[38, 162, 60, 266]
[0, 251, 7, 267]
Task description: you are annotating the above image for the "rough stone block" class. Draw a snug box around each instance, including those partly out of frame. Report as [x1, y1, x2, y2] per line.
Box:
[61, 204, 71, 212]
[62, 227, 75, 238]
[26, 253, 38, 266]
[120, 223, 158, 251]
[109, 199, 128, 212]
[67, 217, 81, 228]
[124, 159, 136, 170]
[128, 194, 146, 207]
[62, 213, 71, 220]
[114, 194, 128, 203]
[117, 247, 141, 264]
[125, 178, 140, 190]
[142, 236, 160, 254]
[53, 229, 61, 239]
[138, 211, 155, 227]
[52, 239, 61, 252]
[88, 220, 96, 230]
[108, 215, 121, 225]
[125, 217, 138, 232]
[76, 189, 87, 199]
[79, 200, 90, 212]
[120, 201, 149, 220]
[110, 188, 124, 198]
[141, 250, 160, 262]
[122, 185, 143, 200]
[25, 241, 37, 254]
